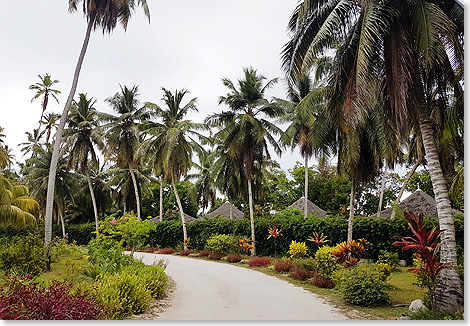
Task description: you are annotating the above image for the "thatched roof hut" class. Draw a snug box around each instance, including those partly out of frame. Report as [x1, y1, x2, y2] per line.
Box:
[204, 202, 244, 220]
[374, 189, 463, 218]
[148, 212, 199, 223]
[289, 197, 327, 217]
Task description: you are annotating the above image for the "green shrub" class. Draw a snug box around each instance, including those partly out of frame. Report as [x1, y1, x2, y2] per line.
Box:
[205, 234, 240, 255]
[0, 233, 45, 275]
[94, 271, 152, 319]
[288, 240, 308, 258]
[332, 265, 390, 306]
[377, 250, 400, 270]
[313, 245, 338, 278]
[292, 258, 316, 271]
[121, 262, 168, 299]
[376, 263, 392, 281]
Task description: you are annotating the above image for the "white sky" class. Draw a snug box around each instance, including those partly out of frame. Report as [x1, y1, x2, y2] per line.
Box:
[0, 0, 413, 191]
[1, 0, 307, 171]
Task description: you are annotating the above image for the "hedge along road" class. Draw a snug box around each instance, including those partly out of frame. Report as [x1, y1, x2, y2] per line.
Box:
[132, 252, 348, 320]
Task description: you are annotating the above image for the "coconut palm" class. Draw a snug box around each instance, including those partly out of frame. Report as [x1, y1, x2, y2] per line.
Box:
[19, 129, 45, 159]
[282, 0, 464, 310]
[63, 93, 102, 236]
[101, 85, 151, 220]
[41, 112, 61, 144]
[187, 149, 218, 214]
[140, 88, 206, 248]
[0, 127, 14, 171]
[29, 73, 61, 140]
[44, 0, 150, 268]
[205, 67, 284, 255]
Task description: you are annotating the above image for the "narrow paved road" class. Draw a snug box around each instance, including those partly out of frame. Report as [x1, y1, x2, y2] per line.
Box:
[132, 252, 348, 320]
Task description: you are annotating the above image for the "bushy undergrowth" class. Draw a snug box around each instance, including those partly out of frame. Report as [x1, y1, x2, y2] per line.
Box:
[0, 233, 45, 276]
[274, 261, 293, 273]
[290, 269, 314, 281]
[198, 250, 211, 257]
[248, 257, 271, 267]
[205, 234, 240, 255]
[178, 249, 194, 256]
[159, 248, 174, 254]
[226, 254, 242, 263]
[207, 252, 222, 260]
[0, 275, 106, 320]
[332, 265, 390, 306]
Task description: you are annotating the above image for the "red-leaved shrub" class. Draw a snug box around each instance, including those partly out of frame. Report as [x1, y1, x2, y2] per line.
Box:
[274, 261, 293, 273]
[159, 248, 174, 254]
[0, 275, 106, 320]
[226, 254, 242, 263]
[208, 252, 222, 260]
[312, 272, 335, 288]
[198, 250, 211, 257]
[145, 247, 158, 253]
[290, 269, 314, 281]
[179, 249, 194, 256]
[248, 257, 271, 267]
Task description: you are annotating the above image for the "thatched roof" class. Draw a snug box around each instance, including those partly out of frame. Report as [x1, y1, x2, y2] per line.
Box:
[289, 197, 327, 217]
[373, 189, 463, 218]
[148, 212, 199, 223]
[205, 202, 244, 220]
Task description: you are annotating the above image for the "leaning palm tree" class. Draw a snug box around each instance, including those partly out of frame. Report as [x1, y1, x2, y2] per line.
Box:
[101, 85, 150, 220]
[282, 0, 464, 310]
[41, 112, 61, 144]
[19, 129, 45, 159]
[63, 93, 102, 236]
[205, 67, 284, 255]
[29, 73, 61, 140]
[187, 149, 218, 214]
[140, 88, 206, 248]
[44, 0, 150, 269]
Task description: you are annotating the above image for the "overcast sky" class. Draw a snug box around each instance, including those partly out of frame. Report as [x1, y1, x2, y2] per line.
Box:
[1, 0, 312, 172]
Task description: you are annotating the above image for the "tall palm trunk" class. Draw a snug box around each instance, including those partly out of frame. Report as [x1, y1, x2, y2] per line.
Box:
[304, 155, 308, 219]
[247, 178, 256, 256]
[417, 106, 463, 311]
[128, 164, 141, 220]
[376, 164, 386, 217]
[390, 158, 422, 219]
[159, 177, 163, 222]
[85, 169, 99, 237]
[44, 18, 94, 271]
[58, 207, 65, 239]
[347, 178, 356, 242]
[172, 177, 188, 249]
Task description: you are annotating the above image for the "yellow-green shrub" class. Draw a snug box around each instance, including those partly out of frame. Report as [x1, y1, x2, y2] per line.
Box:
[376, 263, 391, 281]
[121, 262, 168, 299]
[288, 240, 308, 258]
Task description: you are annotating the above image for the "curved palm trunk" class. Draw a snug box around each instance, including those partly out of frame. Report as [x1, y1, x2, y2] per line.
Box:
[128, 164, 141, 220]
[85, 169, 99, 237]
[390, 158, 422, 219]
[172, 177, 188, 249]
[304, 155, 308, 219]
[58, 206, 65, 239]
[347, 178, 356, 242]
[376, 164, 386, 217]
[44, 18, 93, 271]
[247, 178, 256, 256]
[417, 107, 463, 311]
[159, 177, 163, 222]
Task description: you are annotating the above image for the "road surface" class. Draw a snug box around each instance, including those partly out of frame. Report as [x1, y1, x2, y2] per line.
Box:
[131, 252, 348, 320]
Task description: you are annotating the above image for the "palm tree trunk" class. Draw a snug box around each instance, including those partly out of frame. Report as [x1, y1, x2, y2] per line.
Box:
[304, 155, 308, 219]
[44, 18, 94, 271]
[85, 169, 99, 238]
[247, 178, 256, 256]
[159, 177, 163, 222]
[230, 204, 233, 220]
[390, 158, 422, 219]
[58, 206, 65, 239]
[376, 164, 386, 217]
[129, 164, 141, 221]
[417, 106, 463, 311]
[347, 178, 355, 242]
[172, 177, 188, 249]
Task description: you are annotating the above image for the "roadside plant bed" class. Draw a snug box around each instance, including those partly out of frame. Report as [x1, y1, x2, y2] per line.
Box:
[159, 248, 174, 254]
[248, 257, 271, 267]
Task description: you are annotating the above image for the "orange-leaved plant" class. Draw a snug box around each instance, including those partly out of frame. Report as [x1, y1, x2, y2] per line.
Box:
[267, 223, 282, 256]
[332, 239, 371, 266]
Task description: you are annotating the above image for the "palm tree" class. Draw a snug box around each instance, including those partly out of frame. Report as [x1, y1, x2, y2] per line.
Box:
[41, 112, 61, 144]
[188, 149, 218, 214]
[140, 88, 206, 248]
[205, 67, 284, 255]
[19, 129, 45, 159]
[0, 127, 13, 171]
[102, 85, 150, 220]
[29, 73, 61, 140]
[282, 0, 464, 310]
[44, 0, 150, 269]
[63, 93, 102, 236]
